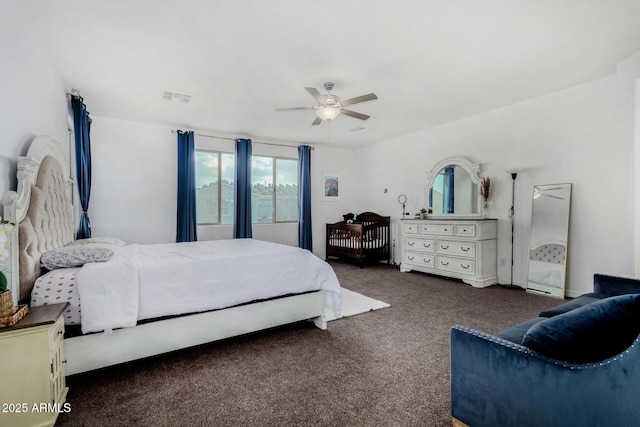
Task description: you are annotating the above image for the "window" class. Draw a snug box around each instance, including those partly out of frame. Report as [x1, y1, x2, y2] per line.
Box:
[195, 151, 298, 225]
[252, 156, 298, 223]
[195, 150, 235, 225]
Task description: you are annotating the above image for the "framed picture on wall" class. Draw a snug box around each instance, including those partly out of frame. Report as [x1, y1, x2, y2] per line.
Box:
[322, 172, 340, 201]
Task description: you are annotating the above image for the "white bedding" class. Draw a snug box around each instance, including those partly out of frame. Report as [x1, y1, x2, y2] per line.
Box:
[528, 260, 565, 288]
[77, 239, 342, 334]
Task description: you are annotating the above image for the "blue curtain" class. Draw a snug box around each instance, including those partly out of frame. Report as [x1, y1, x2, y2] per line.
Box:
[444, 166, 455, 214]
[298, 145, 312, 250]
[70, 96, 92, 239]
[176, 130, 197, 242]
[234, 138, 252, 238]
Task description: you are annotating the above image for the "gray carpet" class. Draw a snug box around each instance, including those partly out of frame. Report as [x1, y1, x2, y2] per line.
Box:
[57, 262, 559, 427]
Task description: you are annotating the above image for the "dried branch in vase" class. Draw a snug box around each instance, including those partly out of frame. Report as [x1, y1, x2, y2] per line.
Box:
[479, 177, 492, 208]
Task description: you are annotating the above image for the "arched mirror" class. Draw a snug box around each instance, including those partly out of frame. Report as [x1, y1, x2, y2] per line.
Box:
[526, 183, 572, 298]
[425, 156, 483, 218]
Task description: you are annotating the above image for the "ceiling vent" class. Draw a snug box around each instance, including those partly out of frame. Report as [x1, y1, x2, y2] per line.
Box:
[162, 91, 191, 103]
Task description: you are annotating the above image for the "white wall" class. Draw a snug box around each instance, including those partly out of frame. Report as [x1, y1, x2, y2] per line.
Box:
[0, 1, 69, 195]
[88, 116, 356, 254]
[353, 73, 632, 297]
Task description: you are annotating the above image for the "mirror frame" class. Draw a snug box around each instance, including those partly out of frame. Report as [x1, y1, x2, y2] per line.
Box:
[526, 182, 572, 299]
[425, 156, 484, 219]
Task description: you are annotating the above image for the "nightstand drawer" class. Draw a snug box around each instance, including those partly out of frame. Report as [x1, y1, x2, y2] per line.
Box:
[49, 316, 65, 354]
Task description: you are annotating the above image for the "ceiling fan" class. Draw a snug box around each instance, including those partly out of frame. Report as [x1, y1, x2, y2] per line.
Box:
[276, 82, 378, 125]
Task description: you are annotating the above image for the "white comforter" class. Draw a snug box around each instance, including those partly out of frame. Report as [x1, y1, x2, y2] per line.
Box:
[77, 239, 342, 334]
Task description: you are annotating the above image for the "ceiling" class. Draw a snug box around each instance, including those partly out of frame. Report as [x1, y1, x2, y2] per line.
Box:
[23, 0, 640, 148]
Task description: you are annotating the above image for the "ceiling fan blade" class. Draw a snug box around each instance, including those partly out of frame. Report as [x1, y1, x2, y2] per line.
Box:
[341, 93, 378, 106]
[341, 109, 370, 121]
[311, 117, 322, 126]
[275, 107, 315, 112]
[305, 87, 327, 104]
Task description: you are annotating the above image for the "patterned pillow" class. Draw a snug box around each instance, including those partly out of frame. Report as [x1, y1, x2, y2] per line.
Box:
[41, 247, 115, 270]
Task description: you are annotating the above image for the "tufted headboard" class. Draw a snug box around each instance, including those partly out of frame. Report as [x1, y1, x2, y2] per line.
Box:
[528, 243, 566, 265]
[2, 136, 75, 305]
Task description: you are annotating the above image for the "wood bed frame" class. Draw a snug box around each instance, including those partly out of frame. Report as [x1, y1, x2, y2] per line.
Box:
[2, 135, 329, 375]
[325, 212, 390, 267]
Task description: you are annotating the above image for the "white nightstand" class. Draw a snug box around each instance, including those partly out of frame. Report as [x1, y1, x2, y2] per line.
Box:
[0, 303, 69, 427]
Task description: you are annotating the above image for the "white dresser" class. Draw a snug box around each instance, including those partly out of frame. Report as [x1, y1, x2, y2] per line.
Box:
[400, 219, 497, 287]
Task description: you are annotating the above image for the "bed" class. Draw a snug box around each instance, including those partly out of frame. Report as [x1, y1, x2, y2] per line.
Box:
[2, 135, 342, 375]
[325, 212, 390, 267]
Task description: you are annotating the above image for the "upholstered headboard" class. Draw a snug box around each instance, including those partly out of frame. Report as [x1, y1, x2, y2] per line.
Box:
[2, 136, 74, 304]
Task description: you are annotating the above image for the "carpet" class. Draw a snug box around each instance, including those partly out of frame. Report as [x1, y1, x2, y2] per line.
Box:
[326, 288, 390, 321]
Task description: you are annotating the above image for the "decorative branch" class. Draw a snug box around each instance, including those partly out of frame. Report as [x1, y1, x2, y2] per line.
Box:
[479, 177, 492, 208]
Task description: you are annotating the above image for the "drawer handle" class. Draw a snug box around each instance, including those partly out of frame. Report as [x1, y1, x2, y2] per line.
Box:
[441, 261, 449, 266]
[460, 247, 470, 252]
[441, 245, 449, 250]
[444, 228, 449, 232]
[462, 229, 467, 232]
[408, 242, 414, 246]
[461, 264, 470, 269]
[408, 256, 414, 261]
[423, 258, 431, 263]
[423, 243, 431, 248]
[58, 331, 64, 335]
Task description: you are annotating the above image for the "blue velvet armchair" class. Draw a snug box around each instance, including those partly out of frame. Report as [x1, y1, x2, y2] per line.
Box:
[450, 274, 640, 427]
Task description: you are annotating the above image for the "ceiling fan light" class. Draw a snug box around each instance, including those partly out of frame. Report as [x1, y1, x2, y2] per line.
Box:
[316, 106, 341, 121]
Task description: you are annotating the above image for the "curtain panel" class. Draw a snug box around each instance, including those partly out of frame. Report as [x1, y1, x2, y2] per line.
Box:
[70, 96, 92, 239]
[234, 138, 252, 238]
[298, 145, 312, 250]
[176, 130, 197, 242]
[444, 166, 455, 214]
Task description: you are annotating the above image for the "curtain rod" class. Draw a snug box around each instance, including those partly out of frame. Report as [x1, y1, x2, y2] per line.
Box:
[170, 129, 314, 150]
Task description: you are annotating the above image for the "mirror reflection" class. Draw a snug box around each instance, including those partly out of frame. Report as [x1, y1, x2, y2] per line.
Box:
[526, 183, 572, 298]
[425, 157, 483, 218]
[428, 165, 479, 215]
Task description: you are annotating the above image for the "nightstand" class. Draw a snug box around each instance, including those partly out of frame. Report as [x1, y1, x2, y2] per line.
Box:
[0, 303, 69, 427]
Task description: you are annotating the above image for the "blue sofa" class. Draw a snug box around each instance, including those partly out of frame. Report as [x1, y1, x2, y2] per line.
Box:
[450, 274, 640, 427]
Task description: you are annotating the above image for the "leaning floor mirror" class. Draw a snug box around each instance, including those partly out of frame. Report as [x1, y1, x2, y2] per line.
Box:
[526, 183, 572, 298]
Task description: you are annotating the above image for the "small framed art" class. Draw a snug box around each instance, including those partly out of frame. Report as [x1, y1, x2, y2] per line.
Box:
[322, 172, 340, 201]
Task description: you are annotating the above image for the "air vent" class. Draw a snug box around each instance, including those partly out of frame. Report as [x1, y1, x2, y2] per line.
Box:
[349, 126, 368, 133]
[162, 91, 191, 103]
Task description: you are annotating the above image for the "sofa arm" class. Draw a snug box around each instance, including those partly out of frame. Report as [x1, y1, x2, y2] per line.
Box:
[593, 274, 640, 296]
[450, 326, 640, 427]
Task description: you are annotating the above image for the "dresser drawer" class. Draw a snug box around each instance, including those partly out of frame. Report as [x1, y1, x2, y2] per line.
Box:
[404, 237, 435, 252]
[437, 256, 475, 275]
[455, 224, 476, 237]
[403, 223, 418, 234]
[403, 252, 435, 268]
[419, 223, 453, 236]
[436, 240, 475, 258]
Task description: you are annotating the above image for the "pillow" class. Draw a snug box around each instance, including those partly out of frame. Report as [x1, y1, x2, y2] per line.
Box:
[67, 237, 126, 247]
[41, 246, 115, 270]
[538, 293, 605, 317]
[522, 294, 640, 363]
